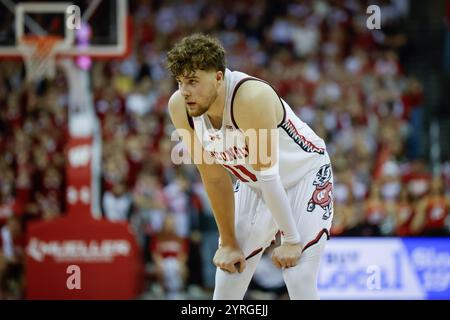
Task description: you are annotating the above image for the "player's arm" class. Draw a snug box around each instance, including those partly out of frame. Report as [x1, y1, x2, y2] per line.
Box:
[233, 81, 301, 268]
[167, 91, 245, 273]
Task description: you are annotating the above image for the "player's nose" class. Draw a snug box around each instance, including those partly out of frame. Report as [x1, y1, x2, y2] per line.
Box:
[180, 84, 191, 97]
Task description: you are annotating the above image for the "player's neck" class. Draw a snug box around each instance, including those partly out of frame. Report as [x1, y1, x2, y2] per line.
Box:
[205, 80, 226, 128]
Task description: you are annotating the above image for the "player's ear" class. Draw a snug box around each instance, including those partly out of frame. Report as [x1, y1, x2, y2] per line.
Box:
[216, 71, 223, 83]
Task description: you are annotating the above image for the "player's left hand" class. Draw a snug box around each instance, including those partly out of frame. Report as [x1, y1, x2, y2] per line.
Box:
[271, 243, 302, 268]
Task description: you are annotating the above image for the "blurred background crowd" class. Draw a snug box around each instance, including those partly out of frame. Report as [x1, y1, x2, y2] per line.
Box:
[0, 0, 449, 299]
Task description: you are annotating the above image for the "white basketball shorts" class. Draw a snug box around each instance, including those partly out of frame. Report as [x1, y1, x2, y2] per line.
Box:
[232, 161, 334, 260]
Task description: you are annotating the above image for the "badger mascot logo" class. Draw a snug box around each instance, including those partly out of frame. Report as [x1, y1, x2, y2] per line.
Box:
[307, 164, 333, 220]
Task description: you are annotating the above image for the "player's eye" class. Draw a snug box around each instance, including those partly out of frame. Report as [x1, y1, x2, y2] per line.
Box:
[189, 79, 197, 85]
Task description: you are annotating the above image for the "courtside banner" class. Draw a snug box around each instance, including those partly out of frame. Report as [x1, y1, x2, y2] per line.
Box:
[25, 216, 144, 299]
[318, 238, 450, 300]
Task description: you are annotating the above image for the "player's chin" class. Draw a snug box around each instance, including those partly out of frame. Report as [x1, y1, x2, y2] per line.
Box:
[187, 107, 205, 117]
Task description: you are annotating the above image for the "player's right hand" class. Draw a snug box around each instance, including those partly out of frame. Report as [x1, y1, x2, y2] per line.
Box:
[213, 246, 246, 273]
[271, 243, 302, 268]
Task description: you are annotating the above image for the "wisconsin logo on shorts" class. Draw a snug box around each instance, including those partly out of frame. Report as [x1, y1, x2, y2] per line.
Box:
[307, 164, 333, 220]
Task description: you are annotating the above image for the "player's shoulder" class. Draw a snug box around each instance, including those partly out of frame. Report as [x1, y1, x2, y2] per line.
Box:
[233, 78, 279, 117]
[168, 90, 192, 130]
[234, 79, 273, 103]
[168, 90, 185, 115]
[168, 90, 187, 122]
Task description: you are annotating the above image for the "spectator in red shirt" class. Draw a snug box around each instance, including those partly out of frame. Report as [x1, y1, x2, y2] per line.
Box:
[392, 187, 416, 236]
[402, 159, 432, 201]
[412, 176, 450, 236]
[362, 182, 387, 236]
[150, 214, 189, 299]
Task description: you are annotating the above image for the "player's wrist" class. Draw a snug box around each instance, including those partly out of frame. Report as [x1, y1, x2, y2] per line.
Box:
[219, 236, 239, 249]
[281, 232, 301, 245]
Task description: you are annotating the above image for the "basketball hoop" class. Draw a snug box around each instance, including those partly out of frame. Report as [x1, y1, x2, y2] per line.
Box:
[18, 35, 63, 81]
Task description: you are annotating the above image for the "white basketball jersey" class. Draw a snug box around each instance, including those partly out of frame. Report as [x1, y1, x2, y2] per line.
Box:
[191, 68, 327, 189]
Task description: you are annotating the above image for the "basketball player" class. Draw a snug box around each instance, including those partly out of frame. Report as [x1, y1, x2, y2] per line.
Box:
[166, 34, 333, 300]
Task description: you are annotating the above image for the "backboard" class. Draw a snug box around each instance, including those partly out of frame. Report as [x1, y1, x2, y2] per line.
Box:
[0, 0, 130, 59]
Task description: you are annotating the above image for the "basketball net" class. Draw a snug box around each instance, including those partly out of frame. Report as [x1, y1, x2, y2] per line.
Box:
[18, 35, 63, 82]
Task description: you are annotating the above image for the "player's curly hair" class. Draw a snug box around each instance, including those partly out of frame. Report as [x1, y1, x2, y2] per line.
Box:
[166, 33, 226, 78]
